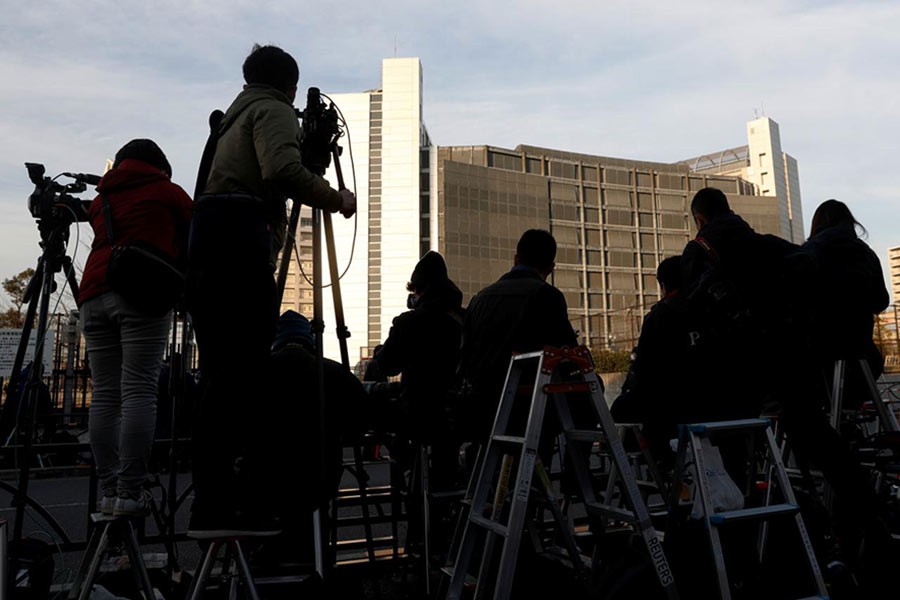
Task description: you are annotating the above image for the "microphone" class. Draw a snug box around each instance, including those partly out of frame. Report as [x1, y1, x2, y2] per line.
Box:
[63, 172, 101, 186]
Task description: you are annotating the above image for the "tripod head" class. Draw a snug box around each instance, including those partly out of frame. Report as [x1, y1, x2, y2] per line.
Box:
[297, 87, 342, 177]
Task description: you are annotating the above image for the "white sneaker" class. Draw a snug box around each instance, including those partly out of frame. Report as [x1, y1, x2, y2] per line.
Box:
[113, 490, 152, 518]
[100, 494, 117, 516]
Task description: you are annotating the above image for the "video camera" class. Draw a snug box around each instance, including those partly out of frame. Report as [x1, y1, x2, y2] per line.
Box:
[297, 87, 342, 177]
[25, 163, 96, 224]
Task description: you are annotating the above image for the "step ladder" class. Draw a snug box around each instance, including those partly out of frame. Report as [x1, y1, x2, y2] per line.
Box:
[443, 345, 678, 600]
[830, 358, 899, 433]
[673, 418, 828, 600]
[600, 423, 672, 523]
[67, 513, 159, 600]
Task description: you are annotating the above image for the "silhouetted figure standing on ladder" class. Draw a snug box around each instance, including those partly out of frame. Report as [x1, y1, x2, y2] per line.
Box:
[186, 44, 356, 533]
[781, 199, 893, 594]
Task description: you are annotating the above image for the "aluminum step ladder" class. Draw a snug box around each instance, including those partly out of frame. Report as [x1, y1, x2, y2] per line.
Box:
[830, 358, 899, 433]
[673, 418, 828, 600]
[442, 346, 678, 600]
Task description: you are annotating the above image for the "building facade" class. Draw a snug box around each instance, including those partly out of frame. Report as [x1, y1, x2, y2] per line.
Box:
[436, 141, 792, 351]
[281, 57, 799, 362]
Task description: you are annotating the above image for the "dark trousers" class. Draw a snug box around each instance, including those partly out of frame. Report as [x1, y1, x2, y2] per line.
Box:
[186, 198, 279, 522]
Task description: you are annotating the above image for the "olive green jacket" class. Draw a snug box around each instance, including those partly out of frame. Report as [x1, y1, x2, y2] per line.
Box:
[204, 84, 342, 259]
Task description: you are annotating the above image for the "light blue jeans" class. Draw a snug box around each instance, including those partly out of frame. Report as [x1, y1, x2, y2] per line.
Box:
[81, 291, 171, 498]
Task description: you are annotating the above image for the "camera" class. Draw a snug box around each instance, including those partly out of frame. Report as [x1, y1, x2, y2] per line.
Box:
[297, 87, 342, 176]
[25, 163, 96, 224]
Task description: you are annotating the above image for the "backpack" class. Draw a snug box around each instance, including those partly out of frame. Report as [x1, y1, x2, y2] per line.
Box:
[684, 236, 754, 354]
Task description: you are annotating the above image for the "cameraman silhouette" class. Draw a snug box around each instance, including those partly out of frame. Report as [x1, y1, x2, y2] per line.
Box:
[186, 44, 355, 534]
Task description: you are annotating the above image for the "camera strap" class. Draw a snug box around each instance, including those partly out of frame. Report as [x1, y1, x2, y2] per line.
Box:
[100, 194, 117, 246]
[193, 98, 264, 199]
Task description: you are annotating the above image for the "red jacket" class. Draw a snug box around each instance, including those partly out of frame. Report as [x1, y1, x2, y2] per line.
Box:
[78, 159, 193, 305]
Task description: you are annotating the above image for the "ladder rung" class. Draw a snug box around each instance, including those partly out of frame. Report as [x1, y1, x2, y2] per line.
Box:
[708, 503, 798, 525]
[543, 382, 592, 394]
[565, 429, 604, 442]
[491, 434, 526, 445]
[255, 574, 315, 585]
[686, 418, 770, 434]
[469, 513, 510, 537]
[584, 502, 635, 522]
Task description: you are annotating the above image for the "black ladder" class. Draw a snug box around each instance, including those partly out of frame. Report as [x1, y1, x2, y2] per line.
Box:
[442, 346, 678, 600]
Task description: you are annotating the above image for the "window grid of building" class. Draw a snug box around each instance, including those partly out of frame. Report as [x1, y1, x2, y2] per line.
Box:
[367, 93, 383, 348]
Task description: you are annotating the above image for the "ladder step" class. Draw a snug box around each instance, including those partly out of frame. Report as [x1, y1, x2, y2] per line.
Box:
[491, 434, 526, 445]
[686, 418, 771, 434]
[708, 503, 798, 525]
[469, 513, 510, 537]
[565, 429, 604, 442]
[585, 502, 635, 522]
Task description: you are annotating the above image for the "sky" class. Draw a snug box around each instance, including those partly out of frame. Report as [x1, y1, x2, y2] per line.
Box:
[1, 0, 898, 309]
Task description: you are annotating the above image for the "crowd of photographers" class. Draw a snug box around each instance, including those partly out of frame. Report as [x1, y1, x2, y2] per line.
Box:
[68, 40, 896, 596]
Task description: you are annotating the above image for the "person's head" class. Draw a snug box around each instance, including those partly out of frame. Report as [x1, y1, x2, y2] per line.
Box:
[690, 187, 731, 229]
[514, 229, 557, 278]
[656, 255, 682, 296]
[242, 44, 299, 100]
[113, 139, 172, 177]
[272, 310, 314, 353]
[809, 199, 866, 238]
[407, 251, 449, 295]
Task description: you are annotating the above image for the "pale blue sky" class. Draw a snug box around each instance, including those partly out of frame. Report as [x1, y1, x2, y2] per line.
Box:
[2, 0, 898, 305]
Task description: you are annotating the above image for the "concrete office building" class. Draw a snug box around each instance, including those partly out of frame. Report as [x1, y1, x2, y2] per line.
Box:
[282, 57, 799, 361]
[436, 136, 793, 351]
[680, 117, 804, 244]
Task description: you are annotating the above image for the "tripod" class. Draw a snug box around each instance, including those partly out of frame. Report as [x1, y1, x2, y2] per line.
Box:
[4, 214, 81, 580]
[275, 91, 363, 578]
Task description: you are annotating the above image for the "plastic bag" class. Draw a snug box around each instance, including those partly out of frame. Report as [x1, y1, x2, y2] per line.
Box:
[688, 437, 744, 519]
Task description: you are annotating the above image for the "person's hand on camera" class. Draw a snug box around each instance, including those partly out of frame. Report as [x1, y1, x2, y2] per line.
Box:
[339, 189, 356, 218]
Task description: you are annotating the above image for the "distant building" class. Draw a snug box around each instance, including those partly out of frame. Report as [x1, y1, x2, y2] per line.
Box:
[680, 117, 804, 244]
[282, 58, 800, 362]
[876, 305, 900, 373]
[889, 246, 900, 304]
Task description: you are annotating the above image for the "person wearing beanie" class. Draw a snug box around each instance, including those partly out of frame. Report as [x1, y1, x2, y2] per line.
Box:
[370, 251, 466, 552]
[611, 255, 693, 464]
[79, 139, 192, 517]
[264, 310, 367, 562]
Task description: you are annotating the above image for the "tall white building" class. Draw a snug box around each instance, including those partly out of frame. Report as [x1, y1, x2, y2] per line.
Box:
[280, 58, 432, 365]
[681, 116, 804, 243]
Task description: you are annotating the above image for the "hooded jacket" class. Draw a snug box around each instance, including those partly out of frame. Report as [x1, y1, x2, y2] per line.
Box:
[78, 159, 192, 305]
[204, 84, 342, 255]
[374, 277, 466, 436]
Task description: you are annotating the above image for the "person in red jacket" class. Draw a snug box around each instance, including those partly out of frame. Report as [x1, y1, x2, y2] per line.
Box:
[78, 139, 192, 517]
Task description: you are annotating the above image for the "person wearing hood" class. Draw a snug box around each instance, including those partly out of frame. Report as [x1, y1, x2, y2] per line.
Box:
[186, 44, 355, 533]
[370, 251, 466, 555]
[79, 139, 192, 517]
[372, 251, 465, 444]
